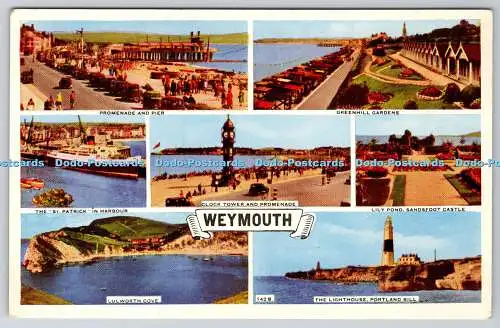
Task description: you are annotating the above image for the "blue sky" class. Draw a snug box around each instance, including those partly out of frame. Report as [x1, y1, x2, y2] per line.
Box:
[22, 212, 189, 238]
[150, 115, 350, 150]
[254, 211, 481, 276]
[254, 19, 479, 40]
[20, 115, 145, 124]
[23, 21, 247, 34]
[356, 115, 480, 136]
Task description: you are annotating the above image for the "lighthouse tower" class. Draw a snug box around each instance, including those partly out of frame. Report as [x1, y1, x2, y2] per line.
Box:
[381, 216, 395, 266]
[219, 115, 235, 186]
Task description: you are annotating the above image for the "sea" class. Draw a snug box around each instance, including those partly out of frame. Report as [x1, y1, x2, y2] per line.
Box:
[254, 276, 481, 304]
[192, 44, 248, 74]
[151, 154, 276, 177]
[254, 44, 340, 82]
[21, 141, 146, 208]
[356, 135, 481, 146]
[21, 240, 248, 305]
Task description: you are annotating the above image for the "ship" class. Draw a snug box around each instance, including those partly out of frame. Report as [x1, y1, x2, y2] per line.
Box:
[45, 141, 144, 179]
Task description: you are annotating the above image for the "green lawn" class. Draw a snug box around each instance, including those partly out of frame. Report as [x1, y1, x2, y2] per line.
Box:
[353, 74, 458, 109]
[390, 175, 406, 206]
[21, 284, 71, 305]
[213, 291, 248, 304]
[444, 174, 481, 205]
[54, 32, 248, 44]
[91, 216, 185, 239]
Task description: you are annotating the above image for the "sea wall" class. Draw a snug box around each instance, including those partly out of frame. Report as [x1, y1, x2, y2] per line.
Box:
[285, 256, 481, 292]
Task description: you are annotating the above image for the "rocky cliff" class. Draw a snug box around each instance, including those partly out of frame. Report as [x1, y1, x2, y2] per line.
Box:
[23, 217, 248, 273]
[379, 256, 481, 292]
[285, 256, 481, 292]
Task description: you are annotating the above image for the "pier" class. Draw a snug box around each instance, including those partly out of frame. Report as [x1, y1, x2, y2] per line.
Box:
[295, 50, 359, 110]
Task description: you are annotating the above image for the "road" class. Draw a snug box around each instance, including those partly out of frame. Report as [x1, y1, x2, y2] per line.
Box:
[195, 171, 350, 206]
[295, 50, 360, 110]
[21, 57, 137, 110]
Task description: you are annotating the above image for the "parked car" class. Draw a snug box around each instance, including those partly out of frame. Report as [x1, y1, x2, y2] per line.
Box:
[21, 70, 34, 84]
[248, 183, 269, 196]
[59, 76, 72, 89]
[165, 197, 194, 207]
[142, 90, 162, 109]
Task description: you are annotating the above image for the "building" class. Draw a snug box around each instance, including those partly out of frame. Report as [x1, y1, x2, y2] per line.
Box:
[104, 31, 216, 62]
[398, 253, 422, 266]
[401, 40, 480, 86]
[20, 24, 54, 55]
[381, 216, 395, 266]
[402, 22, 407, 39]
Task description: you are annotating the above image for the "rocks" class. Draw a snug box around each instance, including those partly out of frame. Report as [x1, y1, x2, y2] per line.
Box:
[285, 256, 481, 292]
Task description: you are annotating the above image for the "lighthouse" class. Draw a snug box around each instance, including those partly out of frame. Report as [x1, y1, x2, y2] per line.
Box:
[219, 115, 235, 186]
[381, 216, 395, 266]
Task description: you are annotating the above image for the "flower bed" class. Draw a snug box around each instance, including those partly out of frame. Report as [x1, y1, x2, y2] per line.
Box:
[417, 86, 443, 101]
[368, 91, 392, 104]
[461, 168, 481, 189]
[392, 165, 453, 172]
[359, 166, 389, 178]
[458, 153, 481, 161]
[360, 151, 398, 161]
[436, 152, 455, 161]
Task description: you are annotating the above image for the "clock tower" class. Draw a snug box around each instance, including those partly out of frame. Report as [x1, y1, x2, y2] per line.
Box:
[220, 115, 235, 186]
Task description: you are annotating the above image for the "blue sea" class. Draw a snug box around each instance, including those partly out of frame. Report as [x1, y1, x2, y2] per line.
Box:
[356, 135, 481, 146]
[21, 241, 248, 305]
[254, 276, 481, 304]
[21, 141, 146, 208]
[254, 44, 340, 82]
[193, 44, 248, 73]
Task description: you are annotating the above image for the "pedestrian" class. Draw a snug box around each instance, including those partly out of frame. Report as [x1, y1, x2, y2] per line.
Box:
[170, 80, 177, 96]
[55, 92, 63, 110]
[197, 183, 202, 194]
[48, 95, 55, 111]
[226, 88, 233, 109]
[238, 89, 244, 106]
[69, 91, 76, 109]
[27, 98, 35, 111]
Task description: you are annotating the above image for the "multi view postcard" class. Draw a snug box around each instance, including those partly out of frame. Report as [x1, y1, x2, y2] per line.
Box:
[9, 9, 492, 319]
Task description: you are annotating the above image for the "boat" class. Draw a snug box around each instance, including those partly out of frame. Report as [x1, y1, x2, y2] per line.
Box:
[20, 178, 32, 189]
[45, 142, 144, 179]
[26, 178, 45, 190]
[202, 257, 214, 261]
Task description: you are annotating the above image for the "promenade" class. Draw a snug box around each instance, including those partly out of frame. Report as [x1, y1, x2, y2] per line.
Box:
[295, 50, 360, 110]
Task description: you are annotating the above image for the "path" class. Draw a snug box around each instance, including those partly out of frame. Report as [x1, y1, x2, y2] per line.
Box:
[402, 172, 468, 206]
[363, 56, 431, 86]
[390, 52, 466, 89]
[295, 50, 359, 110]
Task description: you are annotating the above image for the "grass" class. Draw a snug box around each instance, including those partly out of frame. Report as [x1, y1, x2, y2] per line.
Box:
[21, 284, 71, 305]
[54, 32, 248, 44]
[463, 131, 481, 137]
[352, 74, 458, 109]
[213, 291, 248, 304]
[444, 174, 481, 205]
[91, 216, 185, 239]
[390, 175, 406, 206]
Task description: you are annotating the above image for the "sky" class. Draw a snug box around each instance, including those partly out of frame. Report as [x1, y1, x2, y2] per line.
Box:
[20, 115, 145, 124]
[23, 21, 247, 35]
[253, 211, 481, 276]
[150, 115, 350, 150]
[356, 115, 480, 136]
[254, 19, 479, 40]
[22, 212, 189, 238]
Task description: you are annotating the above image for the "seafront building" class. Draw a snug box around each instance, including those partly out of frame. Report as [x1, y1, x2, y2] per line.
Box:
[401, 41, 480, 85]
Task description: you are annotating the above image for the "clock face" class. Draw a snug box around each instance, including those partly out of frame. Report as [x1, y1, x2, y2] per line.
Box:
[223, 132, 228, 138]
[229, 132, 234, 138]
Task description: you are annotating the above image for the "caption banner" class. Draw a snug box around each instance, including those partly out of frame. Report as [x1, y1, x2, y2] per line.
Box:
[186, 209, 315, 239]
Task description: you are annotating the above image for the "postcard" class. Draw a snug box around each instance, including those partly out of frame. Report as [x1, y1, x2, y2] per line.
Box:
[9, 8, 492, 320]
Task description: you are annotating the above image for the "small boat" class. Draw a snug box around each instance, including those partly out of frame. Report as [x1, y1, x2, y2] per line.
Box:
[20, 178, 32, 189]
[100, 287, 107, 291]
[27, 178, 45, 190]
[202, 257, 214, 261]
